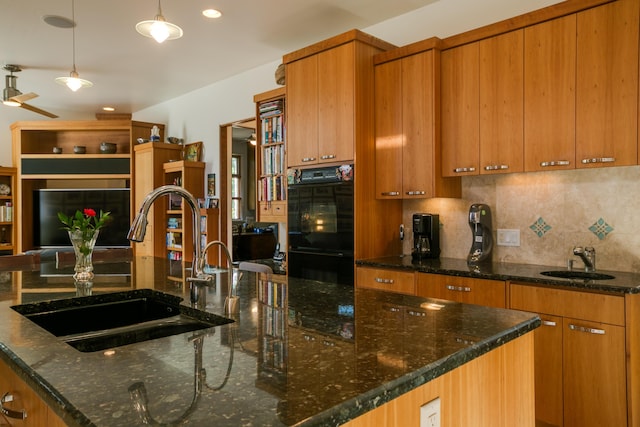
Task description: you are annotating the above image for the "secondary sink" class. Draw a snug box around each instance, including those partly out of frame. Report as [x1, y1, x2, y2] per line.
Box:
[11, 289, 232, 352]
[540, 270, 615, 281]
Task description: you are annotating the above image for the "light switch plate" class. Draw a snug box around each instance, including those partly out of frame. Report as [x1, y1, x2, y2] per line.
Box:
[497, 229, 520, 247]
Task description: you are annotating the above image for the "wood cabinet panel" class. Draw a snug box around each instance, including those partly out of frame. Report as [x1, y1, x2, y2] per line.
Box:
[523, 14, 576, 172]
[510, 283, 625, 326]
[441, 43, 480, 177]
[416, 273, 506, 308]
[356, 266, 415, 295]
[318, 43, 355, 163]
[479, 30, 524, 174]
[576, 0, 639, 168]
[563, 318, 627, 427]
[286, 55, 319, 166]
[533, 314, 563, 427]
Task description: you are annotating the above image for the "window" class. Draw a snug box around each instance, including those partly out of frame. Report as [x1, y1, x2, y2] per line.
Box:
[231, 155, 242, 220]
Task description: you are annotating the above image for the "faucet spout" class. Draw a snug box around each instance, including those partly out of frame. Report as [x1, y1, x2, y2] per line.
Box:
[573, 246, 596, 272]
[128, 185, 206, 279]
[201, 240, 239, 314]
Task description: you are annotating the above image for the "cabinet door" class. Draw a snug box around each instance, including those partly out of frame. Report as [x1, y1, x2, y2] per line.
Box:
[318, 43, 355, 163]
[533, 315, 563, 427]
[524, 15, 576, 172]
[441, 42, 480, 177]
[374, 59, 403, 199]
[402, 51, 435, 197]
[415, 273, 506, 308]
[563, 318, 627, 427]
[356, 266, 415, 295]
[287, 55, 319, 166]
[576, 0, 639, 168]
[479, 30, 524, 174]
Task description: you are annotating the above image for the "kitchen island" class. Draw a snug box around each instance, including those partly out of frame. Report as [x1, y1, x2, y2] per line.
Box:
[0, 257, 539, 426]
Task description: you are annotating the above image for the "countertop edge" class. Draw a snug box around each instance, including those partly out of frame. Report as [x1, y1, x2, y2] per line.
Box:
[301, 316, 541, 426]
[0, 342, 93, 427]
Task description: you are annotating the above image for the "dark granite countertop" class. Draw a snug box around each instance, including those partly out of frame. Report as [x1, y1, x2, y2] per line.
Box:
[0, 257, 538, 426]
[356, 255, 640, 294]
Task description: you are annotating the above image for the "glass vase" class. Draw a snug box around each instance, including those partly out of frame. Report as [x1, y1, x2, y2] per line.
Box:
[68, 230, 99, 282]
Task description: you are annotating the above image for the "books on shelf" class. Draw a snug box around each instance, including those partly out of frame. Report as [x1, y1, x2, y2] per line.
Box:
[262, 144, 286, 176]
[166, 231, 182, 248]
[167, 217, 181, 229]
[258, 175, 286, 202]
[261, 115, 285, 144]
[0, 202, 12, 222]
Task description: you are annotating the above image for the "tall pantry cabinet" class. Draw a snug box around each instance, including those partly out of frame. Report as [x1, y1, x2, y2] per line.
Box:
[283, 29, 403, 260]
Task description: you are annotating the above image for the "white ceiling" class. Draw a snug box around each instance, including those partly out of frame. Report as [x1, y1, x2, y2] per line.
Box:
[0, 0, 441, 120]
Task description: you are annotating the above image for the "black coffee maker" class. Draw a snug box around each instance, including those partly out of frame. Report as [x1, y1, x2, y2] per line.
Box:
[467, 203, 493, 264]
[412, 213, 440, 259]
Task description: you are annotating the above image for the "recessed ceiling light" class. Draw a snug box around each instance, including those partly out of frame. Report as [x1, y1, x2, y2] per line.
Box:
[103, 106, 115, 112]
[43, 14, 75, 28]
[202, 9, 222, 19]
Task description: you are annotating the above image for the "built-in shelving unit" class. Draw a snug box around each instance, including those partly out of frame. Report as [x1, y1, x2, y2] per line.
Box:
[254, 88, 287, 223]
[11, 120, 164, 252]
[0, 167, 16, 255]
[256, 276, 287, 395]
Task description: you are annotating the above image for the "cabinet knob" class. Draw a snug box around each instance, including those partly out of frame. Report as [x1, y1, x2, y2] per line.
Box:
[581, 157, 615, 164]
[453, 167, 476, 173]
[1, 392, 27, 420]
[540, 160, 570, 167]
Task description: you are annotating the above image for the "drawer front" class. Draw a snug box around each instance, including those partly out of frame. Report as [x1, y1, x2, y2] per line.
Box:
[356, 267, 415, 295]
[416, 273, 506, 308]
[510, 282, 625, 326]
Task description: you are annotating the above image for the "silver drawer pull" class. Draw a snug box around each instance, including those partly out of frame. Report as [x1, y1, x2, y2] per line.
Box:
[540, 160, 570, 167]
[301, 157, 317, 162]
[453, 167, 476, 173]
[484, 164, 509, 171]
[542, 320, 557, 327]
[569, 324, 605, 335]
[408, 310, 426, 317]
[581, 157, 615, 164]
[380, 191, 400, 196]
[446, 285, 471, 292]
[388, 306, 401, 312]
[320, 154, 336, 160]
[405, 190, 426, 196]
[375, 277, 394, 284]
[1, 392, 27, 420]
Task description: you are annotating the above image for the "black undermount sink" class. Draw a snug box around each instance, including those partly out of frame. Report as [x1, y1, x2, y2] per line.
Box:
[540, 270, 615, 281]
[11, 289, 232, 352]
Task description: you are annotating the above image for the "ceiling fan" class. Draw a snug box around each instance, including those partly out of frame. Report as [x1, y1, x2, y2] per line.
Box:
[2, 64, 58, 118]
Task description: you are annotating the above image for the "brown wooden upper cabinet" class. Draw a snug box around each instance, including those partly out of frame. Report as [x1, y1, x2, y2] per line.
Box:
[374, 41, 460, 199]
[286, 43, 356, 167]
[441, 30, 524, 177]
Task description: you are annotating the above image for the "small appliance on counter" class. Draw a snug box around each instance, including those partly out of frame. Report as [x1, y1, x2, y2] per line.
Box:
[412, 213, 440, 259]
[467, 203, 493, 264]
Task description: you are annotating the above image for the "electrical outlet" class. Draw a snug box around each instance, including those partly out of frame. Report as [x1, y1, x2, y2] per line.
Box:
[497, 229, 520, 247]
[420, 397, 441, 427]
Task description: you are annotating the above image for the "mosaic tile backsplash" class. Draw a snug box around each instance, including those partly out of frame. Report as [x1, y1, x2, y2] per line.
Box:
[402, 165, 640, 273]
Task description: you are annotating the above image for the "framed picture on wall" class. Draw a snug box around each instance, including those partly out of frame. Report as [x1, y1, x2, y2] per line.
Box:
[183, 141, 203, 162]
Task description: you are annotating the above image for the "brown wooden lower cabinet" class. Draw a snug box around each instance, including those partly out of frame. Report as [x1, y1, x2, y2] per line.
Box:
[0, 358, 66, 427]
[510, 282, 630, 427]
[416, 272, 506, 308]
[355, 266, 416, 295]
[343, 333, 535, 427]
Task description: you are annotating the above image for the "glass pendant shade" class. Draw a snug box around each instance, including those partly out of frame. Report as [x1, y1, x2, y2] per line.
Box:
[55, 0, 93, 92]
[136, 1, 183, 43]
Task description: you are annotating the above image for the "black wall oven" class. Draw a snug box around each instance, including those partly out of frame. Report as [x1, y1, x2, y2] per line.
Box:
[287, 165, 354, 285]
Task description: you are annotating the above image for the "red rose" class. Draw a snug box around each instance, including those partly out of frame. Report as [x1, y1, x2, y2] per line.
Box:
[84, 208, 97, 217]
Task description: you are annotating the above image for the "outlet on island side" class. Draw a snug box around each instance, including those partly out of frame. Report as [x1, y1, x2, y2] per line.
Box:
[497, 229, 520, 247]
[420, 397, 441, 427]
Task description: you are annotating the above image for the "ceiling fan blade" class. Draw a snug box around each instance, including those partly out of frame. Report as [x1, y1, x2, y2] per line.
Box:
[10, 92, 38, 103]
[19, 102, 58, 118]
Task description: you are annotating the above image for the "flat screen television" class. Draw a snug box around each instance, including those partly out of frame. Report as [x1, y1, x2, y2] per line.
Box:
[33, 188, 131, 248]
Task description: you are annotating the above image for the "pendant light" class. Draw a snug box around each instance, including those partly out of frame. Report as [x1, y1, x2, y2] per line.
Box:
[136, 0, 183, 43]
[55, 0, 93, 92]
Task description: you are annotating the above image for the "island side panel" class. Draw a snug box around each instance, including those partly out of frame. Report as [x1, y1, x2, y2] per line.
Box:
[343, 333, 534, 427]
